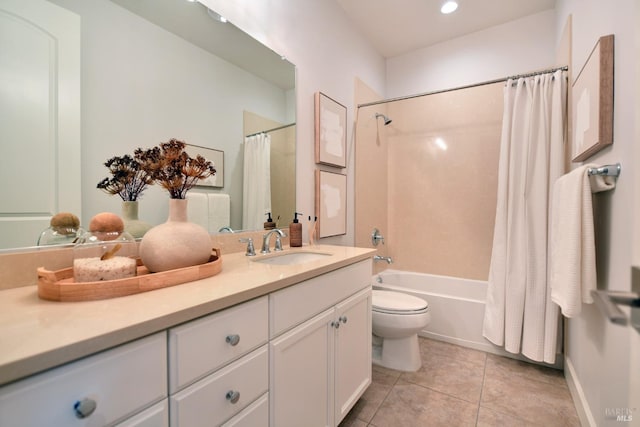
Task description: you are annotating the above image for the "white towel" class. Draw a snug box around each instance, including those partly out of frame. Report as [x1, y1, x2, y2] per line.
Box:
[207, 193, 230, 233]
[186, 192, 209, 230]
[549, 164, 616, 317]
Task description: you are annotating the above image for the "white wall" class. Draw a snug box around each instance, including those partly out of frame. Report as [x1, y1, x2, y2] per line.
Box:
[554, 1, 638, 426]
[386, 10, 557, 98]
[199, 0, 386, 245]
[51, 0, 291, 230]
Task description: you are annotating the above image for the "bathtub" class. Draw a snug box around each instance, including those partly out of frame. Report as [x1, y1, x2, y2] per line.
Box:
[373, 269, 495, 354]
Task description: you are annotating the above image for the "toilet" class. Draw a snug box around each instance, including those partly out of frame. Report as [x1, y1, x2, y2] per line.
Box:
[371, 290, 430, 372]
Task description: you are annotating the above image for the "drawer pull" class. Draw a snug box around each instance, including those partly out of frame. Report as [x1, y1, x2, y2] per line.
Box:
[73, 398, 97, 419]
[226, 390, 240, 404]
[339, 316, 348, 324]
[225, 334, 240, 346]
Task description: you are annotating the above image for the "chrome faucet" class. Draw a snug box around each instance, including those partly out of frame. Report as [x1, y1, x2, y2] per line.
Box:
[373, 255, 393, 264]
[261, 229, 286, 254]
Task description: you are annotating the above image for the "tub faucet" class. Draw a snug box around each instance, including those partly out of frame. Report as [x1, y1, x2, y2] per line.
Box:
[373, 255, 393, 264]
[261, 229, 286, 254]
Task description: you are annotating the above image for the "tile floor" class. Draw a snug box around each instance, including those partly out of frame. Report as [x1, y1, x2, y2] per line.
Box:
[340, 337, 581, 427]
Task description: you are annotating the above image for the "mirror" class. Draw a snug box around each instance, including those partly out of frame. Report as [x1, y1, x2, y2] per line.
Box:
[0, 0, 296, 251]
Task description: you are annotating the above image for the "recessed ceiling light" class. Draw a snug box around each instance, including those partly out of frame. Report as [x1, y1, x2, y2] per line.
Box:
[441, 1, 458, 14]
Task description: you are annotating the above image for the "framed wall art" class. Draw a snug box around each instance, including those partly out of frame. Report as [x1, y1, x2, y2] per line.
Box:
[185, 144, 224, 188]
[571, 34, 614, 162]
[315, 170, 347, 238]
[315, 92, 347, 168]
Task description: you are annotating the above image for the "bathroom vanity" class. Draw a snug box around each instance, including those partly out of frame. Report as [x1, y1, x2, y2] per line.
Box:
[0, 245, 374, 427]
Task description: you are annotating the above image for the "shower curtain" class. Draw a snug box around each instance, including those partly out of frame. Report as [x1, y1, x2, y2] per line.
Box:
[242, 133, 271, 230]
[482, 70, 566, 364]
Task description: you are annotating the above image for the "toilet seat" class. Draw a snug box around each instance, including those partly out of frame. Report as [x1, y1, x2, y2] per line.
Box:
[372, 290, 429, 315]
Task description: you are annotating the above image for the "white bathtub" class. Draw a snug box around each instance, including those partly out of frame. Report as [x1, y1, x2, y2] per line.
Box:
[373, 269, 497, 354]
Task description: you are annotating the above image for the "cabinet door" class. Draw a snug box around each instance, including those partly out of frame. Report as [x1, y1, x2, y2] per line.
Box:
[270, 308, 335, 427]
[334, 288, 372, 424]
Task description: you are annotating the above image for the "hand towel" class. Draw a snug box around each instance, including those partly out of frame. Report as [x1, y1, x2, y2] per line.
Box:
[186, 192, 209, 230]
[549, 164, 616, 317]
[207, 193, 230, 233]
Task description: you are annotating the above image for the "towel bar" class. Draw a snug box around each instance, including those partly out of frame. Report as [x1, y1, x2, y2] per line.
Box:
[591, 290, 640, 332]
[587, 163, 621, 177]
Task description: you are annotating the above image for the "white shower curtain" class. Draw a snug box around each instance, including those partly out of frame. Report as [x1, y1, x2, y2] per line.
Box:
[242, 133, 271, 230]
[482, 70, 566, 364]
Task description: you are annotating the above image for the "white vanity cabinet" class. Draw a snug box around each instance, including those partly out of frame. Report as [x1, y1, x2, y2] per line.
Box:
[168, 296, 269, 427]
[269, 260, 372, 427]
[0, 332, 167, 427]
[0, 248, 374, 427]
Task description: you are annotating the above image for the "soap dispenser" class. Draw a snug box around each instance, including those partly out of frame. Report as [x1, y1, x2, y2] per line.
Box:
[289, 212, 303, 247]
[264, 212, 276, 230]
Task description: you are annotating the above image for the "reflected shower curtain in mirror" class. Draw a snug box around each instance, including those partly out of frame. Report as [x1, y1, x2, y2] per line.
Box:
[242, 133, 272, 230]
[482, 70, 566, 364]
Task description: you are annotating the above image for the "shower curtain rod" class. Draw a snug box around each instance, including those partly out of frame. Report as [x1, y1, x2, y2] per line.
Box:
[357, 65, 569, 108]
[246, 122, 295, 138]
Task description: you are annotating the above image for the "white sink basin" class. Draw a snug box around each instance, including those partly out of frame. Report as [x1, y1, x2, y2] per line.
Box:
[252, 251, 332, 266]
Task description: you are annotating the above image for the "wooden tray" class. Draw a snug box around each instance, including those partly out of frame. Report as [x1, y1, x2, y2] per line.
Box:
[37, 248, 222, 302]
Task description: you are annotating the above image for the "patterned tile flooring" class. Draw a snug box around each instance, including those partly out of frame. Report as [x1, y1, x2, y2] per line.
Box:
[340, 337, 580, 427]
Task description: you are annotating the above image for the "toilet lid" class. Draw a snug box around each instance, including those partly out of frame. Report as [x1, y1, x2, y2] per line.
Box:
[372, 290, 428, 314]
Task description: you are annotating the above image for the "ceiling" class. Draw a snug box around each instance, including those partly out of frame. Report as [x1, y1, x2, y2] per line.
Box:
[335, 0, 557, 58]
[110, 0, 295, 90]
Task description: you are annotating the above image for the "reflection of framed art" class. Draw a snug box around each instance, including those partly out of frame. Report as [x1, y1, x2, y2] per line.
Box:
[316, 170, 347, 237]
[186, 144, 224, 188]
[315, 92, 347, 168]
[572, 34, 614, 162]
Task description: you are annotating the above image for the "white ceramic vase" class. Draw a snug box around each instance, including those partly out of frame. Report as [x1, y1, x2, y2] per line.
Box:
[139, 198, 212, 273]
[121, 201, 152, 239]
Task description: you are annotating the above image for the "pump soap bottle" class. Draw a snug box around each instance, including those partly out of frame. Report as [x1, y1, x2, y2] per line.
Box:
[289, 212, 303, 247]
[264, 212, 276, 230]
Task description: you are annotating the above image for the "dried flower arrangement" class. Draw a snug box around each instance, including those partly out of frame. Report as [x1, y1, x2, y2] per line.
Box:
[136, 138, 216, 199]
[97, 153, 153, 201]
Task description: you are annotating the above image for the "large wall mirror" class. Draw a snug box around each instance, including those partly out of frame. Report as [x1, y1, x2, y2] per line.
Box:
[0, 0, 296, 251]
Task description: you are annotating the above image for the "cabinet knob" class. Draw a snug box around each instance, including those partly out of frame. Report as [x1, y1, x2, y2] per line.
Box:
[331, 321, 340, 329]
[225, 334, 240, 346]
[73, 398, 97, 419]
[339, 316, 348, 324]
[226, 390, 240, 404]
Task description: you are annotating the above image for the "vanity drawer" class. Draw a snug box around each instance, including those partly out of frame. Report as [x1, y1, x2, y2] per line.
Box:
[270, 259, 372, 337]
[169, 346, 268, 427]
[0, 332, 167, 427]
[116, 399, 169, 427]
[168, 296, 268, 393]
[222, 392, 269, 427]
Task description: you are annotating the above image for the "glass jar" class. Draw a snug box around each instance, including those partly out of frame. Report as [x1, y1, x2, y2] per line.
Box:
[73, 230, 138, 283]
[37, 225, 85, 246]
[37, 212, 84, 246]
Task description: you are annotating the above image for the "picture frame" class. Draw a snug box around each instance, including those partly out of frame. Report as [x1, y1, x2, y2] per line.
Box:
[315, 170, 347, 238]
[185, 144, 224, 188]
[315, 92, 347, 168]
[571, 34, 614, 162]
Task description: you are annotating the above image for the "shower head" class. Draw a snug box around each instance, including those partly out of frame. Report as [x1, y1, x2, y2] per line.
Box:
[375, 113, 392, 126]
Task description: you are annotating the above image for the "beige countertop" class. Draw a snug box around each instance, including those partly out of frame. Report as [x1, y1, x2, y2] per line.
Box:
[0, 244, 375, 386]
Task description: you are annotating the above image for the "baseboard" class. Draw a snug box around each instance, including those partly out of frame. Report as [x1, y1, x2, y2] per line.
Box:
[565, 355, 596, 426]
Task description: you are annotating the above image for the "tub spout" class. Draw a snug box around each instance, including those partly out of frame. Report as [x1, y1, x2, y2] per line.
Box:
[374, 255, 393, 264]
